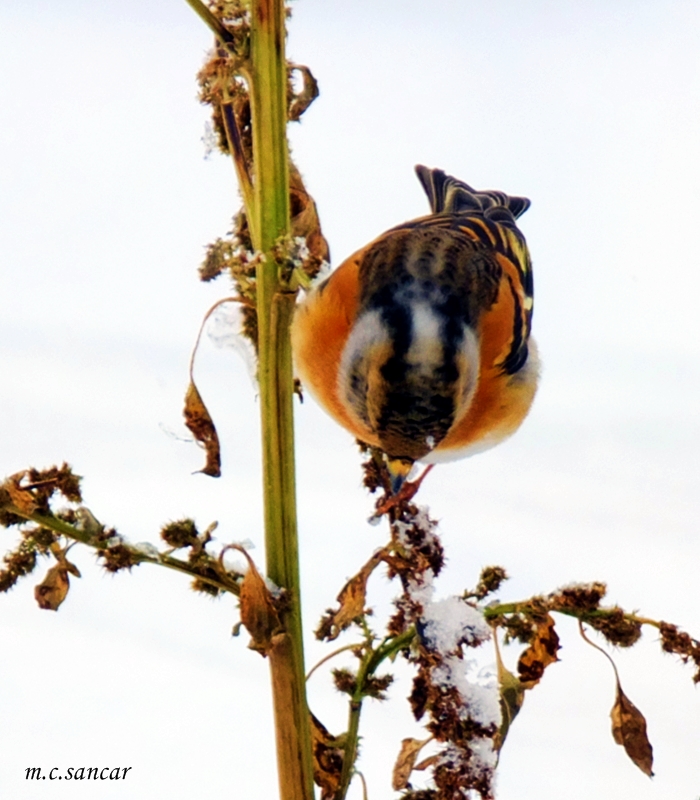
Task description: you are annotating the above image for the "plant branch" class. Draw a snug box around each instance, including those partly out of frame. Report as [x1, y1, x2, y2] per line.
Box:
[335, 626, 417, 800]
[184, 0, 238, 48]
[484, 601, 661, 630]
[4, 504, 242, 596]
[366, 627, 417, 673]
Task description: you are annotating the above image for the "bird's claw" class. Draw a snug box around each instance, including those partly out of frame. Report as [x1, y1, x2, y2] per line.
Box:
[370, 464, 434, 520]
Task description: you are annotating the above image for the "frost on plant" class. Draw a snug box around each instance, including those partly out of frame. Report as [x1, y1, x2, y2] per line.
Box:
[387, 501, 501, 799]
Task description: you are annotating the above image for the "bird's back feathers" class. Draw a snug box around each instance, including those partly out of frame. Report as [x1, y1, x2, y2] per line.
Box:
[291, 165, 539, 474]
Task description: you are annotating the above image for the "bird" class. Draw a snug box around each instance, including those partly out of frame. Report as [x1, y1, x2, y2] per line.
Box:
[291, 165, 539, 493]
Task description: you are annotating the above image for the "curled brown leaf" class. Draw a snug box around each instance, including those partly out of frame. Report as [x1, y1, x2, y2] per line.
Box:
[578, 621, 654, 777]
[183, 381, 221, 478]
[34, 548, 80, 611]
[317, 550, 385, 641]
[611, 681, 654, 777]
[289, 163, 330, 271]
[34, 564, 70, 610]
[310, 713, 344, 799]
[232, 545, 283, 656]
[5, 474, 39, 516]
[517, 613, 560, 688]
[288, 64, 320, 122]
[392, 736, 432, 791]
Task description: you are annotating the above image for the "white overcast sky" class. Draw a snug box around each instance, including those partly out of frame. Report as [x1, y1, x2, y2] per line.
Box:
[1, 2, 699, 799]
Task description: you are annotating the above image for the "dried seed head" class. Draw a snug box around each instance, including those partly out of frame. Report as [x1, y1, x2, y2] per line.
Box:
[472, 566, 508, 600]
[160, 519, 200, 550]
[550, 582, 607, 611]
[332, 668, 358, 696]
[98, 541, 138, 573]
[587, 608, 642, 648]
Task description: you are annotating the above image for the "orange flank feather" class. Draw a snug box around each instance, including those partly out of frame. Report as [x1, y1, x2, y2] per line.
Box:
[291, 253, 380, 447]
[431, 256, 538, 461]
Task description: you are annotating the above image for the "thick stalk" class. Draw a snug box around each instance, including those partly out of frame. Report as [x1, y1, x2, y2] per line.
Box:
[249, 2, 314, 800]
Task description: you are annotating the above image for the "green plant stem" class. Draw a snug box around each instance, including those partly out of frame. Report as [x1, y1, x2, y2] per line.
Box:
[337, 697, 362, 800]
[335, 627, 417, 800]
[4, 505, 242, 595]
[184, 0, 237, 48]
[248, 2, 314, 800]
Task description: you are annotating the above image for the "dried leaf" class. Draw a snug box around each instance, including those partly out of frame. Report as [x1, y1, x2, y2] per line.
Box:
[289, 163, 330, 268]
[183, 381, 221, 477]
[310, 713, 344, 799]
[392, 737, 432, 791]
[288, 64, 320, 121]
[34, 547, 81, 611]
[5, 475, 39, 515]
[517, 613, 560, 688]
[63, 559, 81, 578]
[611, 681, 654, 776]
[333, 574, 368, 632]
[324, 551, 385, 641]
[34, 564, 70, 610]
[578, 618, 654, 776]
[234, 545, 283, 656]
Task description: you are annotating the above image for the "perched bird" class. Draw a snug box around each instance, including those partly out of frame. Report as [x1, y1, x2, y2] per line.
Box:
[291, 166, 539, 492]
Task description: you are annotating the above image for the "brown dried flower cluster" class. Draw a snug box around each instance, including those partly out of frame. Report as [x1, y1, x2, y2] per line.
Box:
[0, 465, 82, 595]
[194, 0, 328, 351]
[659, 622, 700, 683]
[0, 539, 39, 593]
[487, 582, 643, 650]
[387, 503, 498, 800]
[0, 465, 245, 609]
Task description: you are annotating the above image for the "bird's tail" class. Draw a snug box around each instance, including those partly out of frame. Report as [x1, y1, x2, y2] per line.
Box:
[415, 165, 530, 220]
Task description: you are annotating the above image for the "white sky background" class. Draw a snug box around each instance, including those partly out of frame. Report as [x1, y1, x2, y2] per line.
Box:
[1, 1, 699, 798]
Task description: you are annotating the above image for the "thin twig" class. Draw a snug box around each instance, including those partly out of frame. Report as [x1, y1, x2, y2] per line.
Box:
[578, 620, 621, 684]
[306, 643, 363, 682]
[188, 297, 242, 379]
[356, 770, 369, 800]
